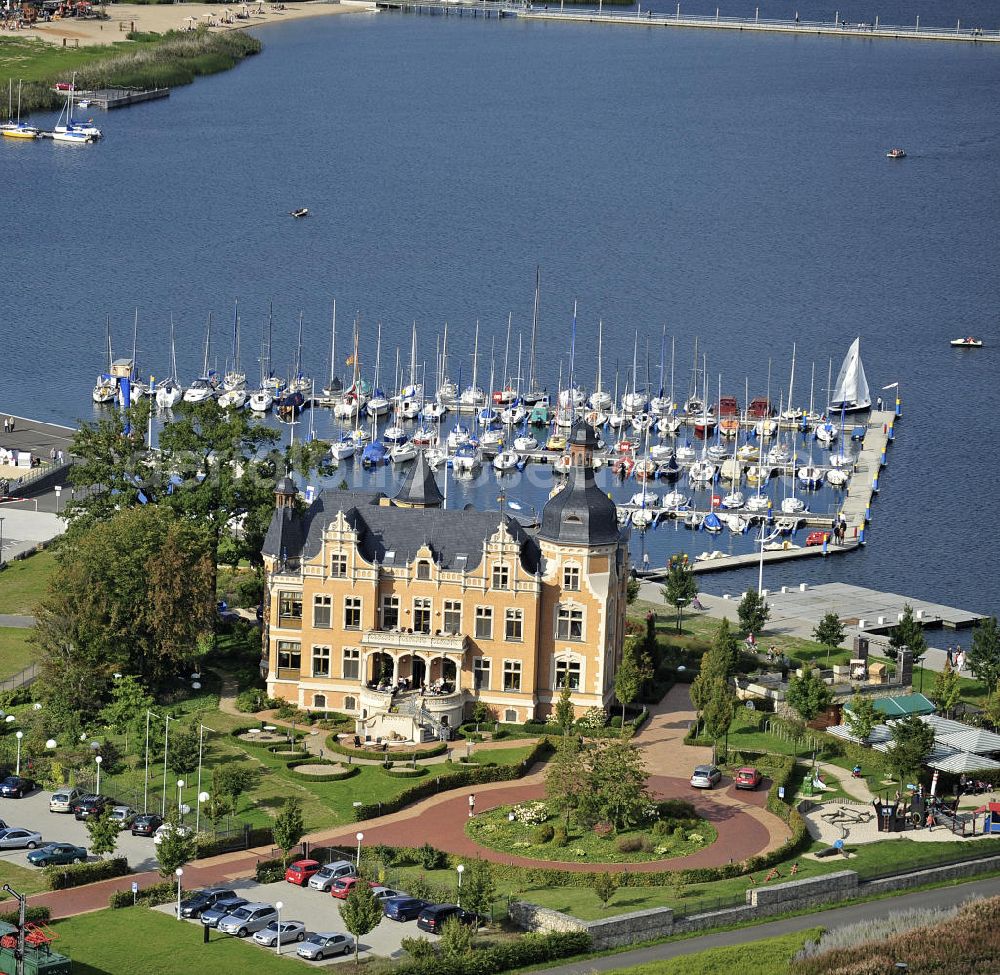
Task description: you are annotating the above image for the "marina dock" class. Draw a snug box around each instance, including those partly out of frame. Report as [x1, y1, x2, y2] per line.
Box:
[376, 1, 1000, 45]
[77, 87, 170, 110]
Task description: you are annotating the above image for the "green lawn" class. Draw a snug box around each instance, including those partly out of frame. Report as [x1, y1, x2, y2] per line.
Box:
[49, 907, 312, 974]
[0, 35, 151, 85]
[0, 858, 51, 897]
[610, 927, 822, 975]
[0, 548, 55, 615]
[0, 627, 37, 678]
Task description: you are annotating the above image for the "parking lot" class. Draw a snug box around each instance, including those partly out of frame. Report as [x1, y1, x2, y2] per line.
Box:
[153, 876, 429, 965]
[0, 787, 166, 873]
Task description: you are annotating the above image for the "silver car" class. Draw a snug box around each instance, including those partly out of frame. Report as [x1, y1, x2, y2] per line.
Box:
[306, 859, 357, 892]
[690, 764, 722, 789]
[251, 920, 307, 947]
[49, 788, 85, 814]
[217, 903, 278, 937]
[297, 932, 355, 961]
[370, 886, 406, 903]
[109, 806, 137, 830]
[0, 828, 42, 850]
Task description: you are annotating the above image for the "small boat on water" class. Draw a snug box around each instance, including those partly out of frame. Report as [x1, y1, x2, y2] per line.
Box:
[290, 208, 309, 218]
[886, 148, 906, 159]
[950, 337, 983, 348]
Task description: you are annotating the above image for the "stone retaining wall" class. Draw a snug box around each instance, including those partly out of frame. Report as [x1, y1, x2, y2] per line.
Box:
[587, 907, 675, 949]
[748, 869, 857, 907]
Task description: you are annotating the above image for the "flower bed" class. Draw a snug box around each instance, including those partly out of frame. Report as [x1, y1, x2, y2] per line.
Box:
[466, 802, 717, 864]
[285, 759, 359, 782]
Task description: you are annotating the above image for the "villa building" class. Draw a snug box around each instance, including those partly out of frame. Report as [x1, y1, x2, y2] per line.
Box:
[260, 421, 631, 741]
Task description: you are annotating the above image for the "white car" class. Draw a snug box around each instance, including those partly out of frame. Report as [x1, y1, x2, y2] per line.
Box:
[218, 903, 278, 937]
[49, 788, 86, 814]
[0, 828, 42, 850]
[252, 920, 307, 947]
[297, 932, 355, 961]
[306, 860, 356, 892]
[370, 886, 406, 903]
[153, 823, 193, 846]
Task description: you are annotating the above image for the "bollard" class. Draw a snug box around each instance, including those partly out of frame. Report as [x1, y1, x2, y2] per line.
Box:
[888, 425, 895, 442]
[872, 477, 879, 494]
[865, 507, 871, 522]
[859, 528, 866, 545]
[881, 451, 886, 465]
[822, 536, 828, 556]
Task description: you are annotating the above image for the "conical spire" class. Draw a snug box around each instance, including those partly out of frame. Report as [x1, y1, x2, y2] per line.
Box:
[393, 450, 444, 508]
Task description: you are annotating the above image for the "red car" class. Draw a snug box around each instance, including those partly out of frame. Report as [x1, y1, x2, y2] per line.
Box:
[285, 859, 321, 886]
[806, 531, 831, 547]
[330, 875, 372, 899]
[735, 767, 762, 790]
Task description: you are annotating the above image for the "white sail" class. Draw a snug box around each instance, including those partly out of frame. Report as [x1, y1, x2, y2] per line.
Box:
[830, 337, 871, 410]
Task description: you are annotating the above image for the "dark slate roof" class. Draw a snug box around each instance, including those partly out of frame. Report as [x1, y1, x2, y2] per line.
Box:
[537, 462, 622, 547]
[393, 450, 444, 507]
[569, 419, 601, 449]
[262, 505, 304, 565]
[275, 475, 297, 498]
[263, 488, 540, 574]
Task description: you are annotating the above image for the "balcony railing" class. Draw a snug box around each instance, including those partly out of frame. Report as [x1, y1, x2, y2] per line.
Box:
[360, 629, 466, 652]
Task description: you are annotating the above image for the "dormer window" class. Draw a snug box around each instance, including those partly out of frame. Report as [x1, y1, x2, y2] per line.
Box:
[492, 564, 510, 590]
[565, 514, 583, 525]
[416, 560, 431, 580]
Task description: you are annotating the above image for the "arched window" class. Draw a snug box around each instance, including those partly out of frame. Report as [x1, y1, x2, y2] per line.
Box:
[416, 560, 431, 580]
[344, 695, 357, 712]
[313, 693, 327, 709]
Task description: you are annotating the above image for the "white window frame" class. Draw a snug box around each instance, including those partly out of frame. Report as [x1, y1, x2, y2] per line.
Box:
[342, 647, 360, 680]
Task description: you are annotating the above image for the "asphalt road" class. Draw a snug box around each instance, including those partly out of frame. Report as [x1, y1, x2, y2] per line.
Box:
[0, 788, 162, 873]
[529, 875, 1000, 974]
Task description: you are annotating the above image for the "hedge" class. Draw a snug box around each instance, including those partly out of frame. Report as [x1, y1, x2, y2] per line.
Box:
[351, 738, 555, 821]
[229, 726, 306, 750]
[381, 766, 429, 778]
[255, 859, 286, 883]
[109, 881, 175, 909]
[389, 931, 592, 975]
[284, 759, 360, 783]
[325, 736, 449, 763]
[45, 857, 130, 891]
[0, 907, 50, 926]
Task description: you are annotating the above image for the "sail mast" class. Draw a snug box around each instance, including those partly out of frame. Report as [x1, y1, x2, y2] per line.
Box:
[529, 267, 539, 392]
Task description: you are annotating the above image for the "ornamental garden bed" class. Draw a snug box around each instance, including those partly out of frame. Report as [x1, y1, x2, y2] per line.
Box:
[466, 800, 717, 864]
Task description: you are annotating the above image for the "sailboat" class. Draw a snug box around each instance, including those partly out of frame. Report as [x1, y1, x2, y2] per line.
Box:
[522, 268, 547, 407]
[53, 74, 101, 142]
[622, 332, 645, 414]
[184, 315, 218, 403]
[459, 321, 485, 412]
[2, 82, 39, 140]
[250, 303, 277, 412]
[829, 337, 872, 413]
[219, 302, 247, 409]
[155, 318, 183, 409]
[321, 300, 343, 401]
[92, 319, 117, 403]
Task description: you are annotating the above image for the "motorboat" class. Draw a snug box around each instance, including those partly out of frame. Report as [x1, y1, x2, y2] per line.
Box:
[614, 437, 638, 454]
[546, 434, 567, 452]
[886, 147, 906, 159]
[719, 417, 741, 439]
[781, 496, 806, 514]
[513, 434, 538, 451]
[689, 461, 716, 484]
[950, 337, 983, 348]
[334, 395, 360, 419]
[815, 421, 838, 445]
[155, 378, 182, 409]
[776, 517, 802, 534]
[183, 376, 217, 403]
[826, 467, 850, 487]
[764, 539, 801, 552]
[493, 385, 518, 406]
[249, 387, 274, 413]
[493, 450, 519, 472]
[452, 441, 482, 473]
[529, 404, 550, 425]
[218, 387, 247, 410]
[290, 208, 309, 218]
[696, 549, 728, 562]
[422, 400, 447, 421]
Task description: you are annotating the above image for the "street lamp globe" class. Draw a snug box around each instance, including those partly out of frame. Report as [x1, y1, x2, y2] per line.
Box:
[175, 867, 183, 878]
[15, 731, 22, 741]
[45, 739, 58, 750]
[275, 900, 283, 911]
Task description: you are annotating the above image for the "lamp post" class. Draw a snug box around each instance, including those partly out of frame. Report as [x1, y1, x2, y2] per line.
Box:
[161, 714, 172, 818]
[0, 516, 5, 567]
[197, 792, 210, 835]
[355, 831, 364, 868]
[176, 779, 185, 820]
[175, 867, 183, 919]
[14, 731, 22, 776]
[95, 754, 102, 795]
[143, 710, 152, 814]
[274, 901, 283, 955]
[456, 864, 464, 907]
[195, 724, 210, 832]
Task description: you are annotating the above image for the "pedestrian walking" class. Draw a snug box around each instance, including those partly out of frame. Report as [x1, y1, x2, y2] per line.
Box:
[6, 417, 12, 433]
[946, 645, 953, 666]
[468, 793, 476, 818]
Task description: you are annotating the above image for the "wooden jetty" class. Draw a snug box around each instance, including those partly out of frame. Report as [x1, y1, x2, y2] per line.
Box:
[78, 87, 170, 110]
[376, 0, 1000, 45]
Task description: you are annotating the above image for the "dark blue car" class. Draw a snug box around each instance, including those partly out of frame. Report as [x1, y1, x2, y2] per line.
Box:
[383, 896, 430, 922]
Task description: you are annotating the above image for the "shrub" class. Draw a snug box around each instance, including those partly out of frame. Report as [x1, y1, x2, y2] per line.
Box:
[615, 835, 643, 853]
[552, 824, 568, 847]
[235, 689, 268, 713]
[533, 824, 555, 844]
[255, 859, 286, 883]
[513, 801, 549, 825]
[109, 881, 175, 909]
[610, 715, 623, 728]
[45, 857, 130, 891]
[388, 931, 592, 975]
[578, 707, 608, 730]
[325, 736, 448, 763]
[284, 759, 359, 783]
[0, 907, 50, 926]
[418, 843, 447, 870]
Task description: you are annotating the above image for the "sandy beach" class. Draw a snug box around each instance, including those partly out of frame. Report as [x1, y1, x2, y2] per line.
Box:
[25, 1, 371, 48]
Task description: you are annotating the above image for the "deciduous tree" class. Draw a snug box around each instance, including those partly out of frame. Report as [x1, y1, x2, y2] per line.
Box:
[813, 612, 847, 666]
[593, 872, 619, 907]
[578, 735, 650, 831]
[85, 804, 119, 859]
[932, 661, 962, 719]
[885, 714, 935, 787]
[341, 880, 383, 963]
[458, 858, 495, 927]
[662, 561, 698, 633]
[545, 736, 585, 828]
[968, 617, 1000, 702]
[272, 798, 305, 867]
[213, 763, 260, 815]
[844, 694, 878, 743]
[889, 604, 927, 661]
[155, 815, 196, 878]
[737, 590, 770, 638]
[168, 729, 201, 777]
[786, 667, 832, 723]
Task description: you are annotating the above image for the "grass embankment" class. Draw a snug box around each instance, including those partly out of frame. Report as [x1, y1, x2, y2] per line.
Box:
[0, 627, 37, 678]
[616, 928, 823, 975]
[0, 548, 55, 615]
[0, 28, 261, 114]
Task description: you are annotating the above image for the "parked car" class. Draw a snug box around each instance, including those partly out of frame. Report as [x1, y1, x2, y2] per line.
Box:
[49, 788, 86, 814]
[735, 766, 763, 790]
[179, 887, 237, 919]
[252, 920, 307, 947]
[690, 765, 722, 789]
[0, 777, 36, 799]
[384, 896, 430, 922]
[109, 806, 137, 830]
[153, 823, 192, 846]
[296, 932, 355, 961]
[416, 904, 480, 934]
[284, 859, 320, 886]
[330, 875, 364, 899]
[200, 896, 249, 928]
[217, 903, 279, 938]
[73, 795, 113, 820]
[27, 842, 87, 867]
[306, 860, 356, 892]
[130, 813, 164, 837]
[0, 828, 42, 850]
[370, 886, 406, 904]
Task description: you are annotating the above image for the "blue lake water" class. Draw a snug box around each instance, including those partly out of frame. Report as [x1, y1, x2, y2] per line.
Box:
[3, 11, 999, 614]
